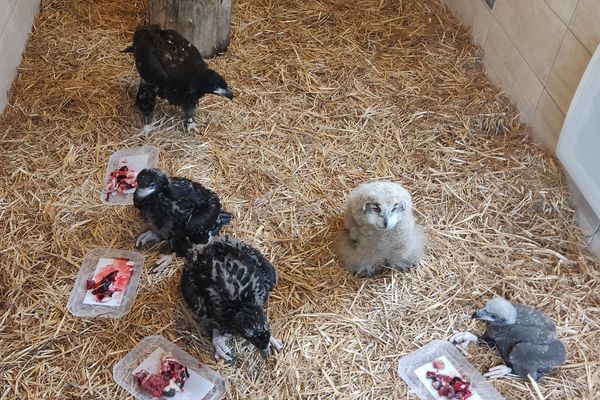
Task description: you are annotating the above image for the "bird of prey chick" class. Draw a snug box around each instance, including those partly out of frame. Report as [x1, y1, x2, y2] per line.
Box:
[335, 181, 426, 276]
[123, 25, 234, 133]
[449, 297, 566, 381]
[134, 168, 232, 272]
[181, 235, 283, 362]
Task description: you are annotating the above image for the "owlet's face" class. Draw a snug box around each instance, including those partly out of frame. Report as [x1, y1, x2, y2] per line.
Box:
[362, 200, 406, 230]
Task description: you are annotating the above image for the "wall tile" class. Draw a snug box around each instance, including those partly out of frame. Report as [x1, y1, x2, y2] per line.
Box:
[493, 0, 566, 83]
[546, 30, 592, 114]
[531, 90, 565, 152]
[483, 22, 544, 123]
[444, 0, 492, 46]
[0, 0, 39, 113]
[570, 0, 600, 54]
[544, 0, 578, 25]
[0, 0, 17, 38]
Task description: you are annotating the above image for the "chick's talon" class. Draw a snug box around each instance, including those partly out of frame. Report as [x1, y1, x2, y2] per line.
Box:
[483, 365, 512, 379]
[449, 331, 478, 349]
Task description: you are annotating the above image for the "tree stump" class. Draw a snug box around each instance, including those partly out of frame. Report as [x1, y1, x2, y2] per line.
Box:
[147, 0, 232, 58]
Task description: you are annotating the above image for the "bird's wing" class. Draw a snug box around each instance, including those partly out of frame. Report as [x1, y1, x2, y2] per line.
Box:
[508, 340, 566, 378]
[169, 179, 225, 245]
[181, 247, 228, 326]
[131, 28, 170, 85]
[215, 237, 277, 306]
[487, 322, 560, 366]
[160, 30, 208, 71]
[239, 239, 277, 294]
[180, 265, 209, 321]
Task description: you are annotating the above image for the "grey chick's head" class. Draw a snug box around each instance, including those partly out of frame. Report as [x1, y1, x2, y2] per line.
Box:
[472, 297, 517, 325]
[135, 168, 168, 199]
[354, 181, 412, 231]
[201, 69, 234, 100]
[233, 306, 272, 359]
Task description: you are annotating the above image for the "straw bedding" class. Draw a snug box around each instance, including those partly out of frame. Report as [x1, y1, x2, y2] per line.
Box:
[0, 0, 598, 398]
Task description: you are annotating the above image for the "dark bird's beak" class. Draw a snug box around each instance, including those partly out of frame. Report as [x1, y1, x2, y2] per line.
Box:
[259, 348, 271, 360]
[214, 88, 234, 100]
[472, 310, 494, 321]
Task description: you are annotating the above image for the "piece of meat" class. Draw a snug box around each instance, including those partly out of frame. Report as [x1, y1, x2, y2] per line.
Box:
[133, 370, 169, 397]
[86, 270, 118, 301]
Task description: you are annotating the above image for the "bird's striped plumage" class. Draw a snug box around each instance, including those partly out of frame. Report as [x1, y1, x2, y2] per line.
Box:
[181, 236, 278, 359]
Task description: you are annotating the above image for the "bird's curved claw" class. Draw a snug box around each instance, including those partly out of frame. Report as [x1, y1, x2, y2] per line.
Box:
[269, 336, 284, 353]
[186, 121, 199, 133]
[483, 365, 512, 379]
[151, 254, 174, 273]
[449, 331, 478, 349]
[212, 330, 234, 363]
[136, 230, 162, 248]
[140, 123, 157, 136]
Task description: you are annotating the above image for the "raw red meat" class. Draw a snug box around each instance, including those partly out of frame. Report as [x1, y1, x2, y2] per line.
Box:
[425, 360, 472, 400]
[134, 353, 189, 398]
[133, 370, 169, 397]
[86, 270, 118, 301]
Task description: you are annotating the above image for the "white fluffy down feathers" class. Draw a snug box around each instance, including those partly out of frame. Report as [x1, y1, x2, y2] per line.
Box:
[335, 181, 426, 276]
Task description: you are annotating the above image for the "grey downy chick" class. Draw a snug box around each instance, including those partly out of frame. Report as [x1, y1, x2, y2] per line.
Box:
[449, 297, 566, 381]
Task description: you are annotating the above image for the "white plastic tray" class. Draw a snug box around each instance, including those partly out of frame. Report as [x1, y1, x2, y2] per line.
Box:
[113, 335, 227, 400]
[67, 248, 144, 318]
[100, 145, 159, 205]
[557, 43, 600, 219]
[397, 340, 505, 400]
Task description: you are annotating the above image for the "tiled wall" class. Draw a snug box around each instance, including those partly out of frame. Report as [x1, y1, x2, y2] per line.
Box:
[444, 0, 599, 153]
[0, 0, 40, 113]
[444, 0, 600, 255]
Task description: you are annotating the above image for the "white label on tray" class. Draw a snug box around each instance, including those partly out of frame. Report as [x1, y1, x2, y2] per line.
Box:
[413, 356, 482, 400]
[133, 347, 215, 399]
[83, 257, 134, 307]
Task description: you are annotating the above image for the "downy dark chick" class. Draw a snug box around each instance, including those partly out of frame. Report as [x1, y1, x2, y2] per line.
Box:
[123, 25, 233, 133]
[181, 235, 283, 362]
[134, 168, 232, 271]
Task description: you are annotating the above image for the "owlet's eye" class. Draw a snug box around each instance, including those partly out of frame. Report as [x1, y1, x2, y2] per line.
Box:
[371, 205, 381, 213]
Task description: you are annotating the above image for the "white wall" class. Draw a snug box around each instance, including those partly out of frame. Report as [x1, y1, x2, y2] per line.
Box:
[444, 0, 600, 256]
[0, 0, 40, 113]
[444, 0, 600, 154]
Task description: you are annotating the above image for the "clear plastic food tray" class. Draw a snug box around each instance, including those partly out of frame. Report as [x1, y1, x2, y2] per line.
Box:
[67, 248, 144, 318]
[100, 145, 159, 205]
[397, 340, 505, 400]
[113, 335, 227, 400]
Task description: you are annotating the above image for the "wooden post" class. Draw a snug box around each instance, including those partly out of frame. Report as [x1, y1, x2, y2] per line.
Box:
[147, 0, 232, 58]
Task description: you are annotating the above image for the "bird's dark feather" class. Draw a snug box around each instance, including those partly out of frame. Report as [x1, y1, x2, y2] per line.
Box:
[181, 236, 277, 334]
[483, 303, 565, 378]
[126, 25, 217, 110]
[134, 176, 231, 256]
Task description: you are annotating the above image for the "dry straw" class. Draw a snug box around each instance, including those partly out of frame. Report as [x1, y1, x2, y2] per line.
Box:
[0, 0, 598, 399]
